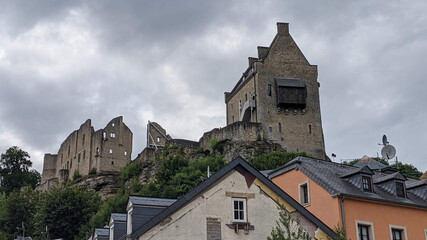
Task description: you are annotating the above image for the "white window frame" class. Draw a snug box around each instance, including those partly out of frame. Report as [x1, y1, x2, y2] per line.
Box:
[389, 225, 407, 240]
[298, 180, 310, 206]
[355, 220, 375, 240]
[127, 208, 133, 234]
[232, 198, 247, 222]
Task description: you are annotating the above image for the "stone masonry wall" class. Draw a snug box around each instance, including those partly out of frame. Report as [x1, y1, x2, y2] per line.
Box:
[199, 122, 264, 151]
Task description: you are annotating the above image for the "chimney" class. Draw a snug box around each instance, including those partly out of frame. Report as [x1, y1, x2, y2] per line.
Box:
[248, 57, 257, 67]
[277, 22, 289, 35]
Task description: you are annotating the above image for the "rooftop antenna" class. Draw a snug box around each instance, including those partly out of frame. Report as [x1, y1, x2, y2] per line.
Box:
[379, 134, 396, 161]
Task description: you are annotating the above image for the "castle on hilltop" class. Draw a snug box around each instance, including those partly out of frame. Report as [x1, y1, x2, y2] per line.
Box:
[224, 22, 325, 159]
[39, 22, 326, 189]
[40, 116, 132, 190]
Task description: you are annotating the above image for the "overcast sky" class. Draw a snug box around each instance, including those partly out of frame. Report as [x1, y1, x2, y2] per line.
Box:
[1, 0, 426, 174]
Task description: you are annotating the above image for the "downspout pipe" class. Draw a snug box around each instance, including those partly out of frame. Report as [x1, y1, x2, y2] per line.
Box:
[341, 195, 347, 239]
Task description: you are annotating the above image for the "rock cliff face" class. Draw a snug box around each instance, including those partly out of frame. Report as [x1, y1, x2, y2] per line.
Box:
[72, 172, 121, 199]
[69, 139, 285, 199]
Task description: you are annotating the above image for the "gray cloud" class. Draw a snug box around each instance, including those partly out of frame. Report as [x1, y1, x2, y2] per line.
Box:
[0, 0, 426, 173]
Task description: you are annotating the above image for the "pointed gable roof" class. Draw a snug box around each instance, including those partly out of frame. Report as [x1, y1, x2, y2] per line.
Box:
[130, 156, 336, 239]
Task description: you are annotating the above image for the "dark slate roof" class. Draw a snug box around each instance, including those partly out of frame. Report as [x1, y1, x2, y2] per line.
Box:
[128, 196, 176, 207]
[354, 161, 388, 170]
[341, 166, 374, 178]
[130, 157, 336, 239]
[373, 172, 407, 184]
[406, 179, 427, 189]
[267, 157, 427, 209]
[94, 228, 109, 237]
[275, 78, 305, 88]
[111, 213, 127, 222]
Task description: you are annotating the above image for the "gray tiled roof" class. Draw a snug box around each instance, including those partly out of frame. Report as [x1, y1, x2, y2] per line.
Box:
[267, 157, 427, 209]
[95, 228, 109, 237]
[373, 172, 406, 184]
[128, 196, 176, 207]
[354, 161, 388, 170]
[111, 213, 127, 222]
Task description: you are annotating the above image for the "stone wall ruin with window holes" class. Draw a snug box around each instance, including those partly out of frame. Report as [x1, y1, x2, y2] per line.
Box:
[40, 116, 132, 190]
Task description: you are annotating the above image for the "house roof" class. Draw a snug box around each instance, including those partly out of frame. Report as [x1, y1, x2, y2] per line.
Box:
[354, 161, 388, 170]
[130, 157, 336, 239]
[128, 196, 176, 207]
[94, 228, 109, 237]
[110, 213, 127, 223]
[267, 156, 427, 209]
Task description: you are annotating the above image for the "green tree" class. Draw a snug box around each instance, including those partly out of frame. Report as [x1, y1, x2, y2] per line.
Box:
[390, 162, 423, 179]
[250, 152, 312, 171]
[33, 186, 101, 240]
[0, 188, 39, 239]
[268, 204, 312, 240]
[0, 146, 41, 194]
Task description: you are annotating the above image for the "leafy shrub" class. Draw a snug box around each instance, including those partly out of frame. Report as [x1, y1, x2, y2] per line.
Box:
[88, 168, 97, 175]
[72, 170, 82, 181]
[120, 161, 141, 182]
[249, 152, 312, 171]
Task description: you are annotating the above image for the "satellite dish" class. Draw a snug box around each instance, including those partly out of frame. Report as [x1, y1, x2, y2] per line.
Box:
[381, 145, 396, 159]
[382, 135, 389, 145]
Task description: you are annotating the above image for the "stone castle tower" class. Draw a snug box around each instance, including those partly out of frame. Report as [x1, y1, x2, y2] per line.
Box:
[40, 116, 132, 189]
[225, 23, 326, 159]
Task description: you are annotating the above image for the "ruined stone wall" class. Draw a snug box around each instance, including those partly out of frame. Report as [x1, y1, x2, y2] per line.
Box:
[41, 116, 132, 186]
[97, 117, 132, 172]
[199, 122, 264, 151]
[41, 153, 57, 183]
[147, 122, 170, 148]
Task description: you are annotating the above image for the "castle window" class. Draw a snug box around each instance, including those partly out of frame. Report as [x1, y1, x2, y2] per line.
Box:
[109, 149, 113, 154]
[82, 134, 85, 146]
[96, 147, 100, 154]
[232, 115, 234, 122]
[278, 123, 282, 133]
[124, 151, 128, 156]
[103, 132, 107, 140]
[78, 153, 81, 163]
[83, 150, 86, 159]
[245, 93, 248, 101]
[68, 145, 70, 156]
[309, 125, 312, 135]
[112, 123, 115, 127]
[268, 84, 272, 96]
[110, 132, 116, 138]
[61, 154, 63, 163]
[269, 127, 272, 132]
[156, 136, 161, 143]
[111, 161, 114, 166]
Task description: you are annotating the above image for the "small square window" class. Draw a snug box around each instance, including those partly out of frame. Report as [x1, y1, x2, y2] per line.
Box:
[110, 132, 116, 138]
[112, 123, 115, 127]
[232, 198, 247, 222]
[124, 151, 128, 156]
[109, 149, 113, 154]
[362, 176, 372, 192]
[157, 137, 161, 143]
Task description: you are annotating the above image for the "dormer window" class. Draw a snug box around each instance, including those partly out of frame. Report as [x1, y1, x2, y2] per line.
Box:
[395, 181, 405, 198]
[362, 176, 372, 192]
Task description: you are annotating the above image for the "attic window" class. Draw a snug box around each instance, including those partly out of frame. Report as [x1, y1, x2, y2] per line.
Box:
[299, 181, 310, 206]
[362, 176, 372, 192]
[396, 182, 405, 198]
[232, 198, 247, 222]
[112, 123, 115, 127]
[157, 137, 161, 143]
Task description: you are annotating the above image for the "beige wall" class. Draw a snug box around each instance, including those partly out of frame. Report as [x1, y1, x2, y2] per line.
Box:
[138, 170, 323, 240]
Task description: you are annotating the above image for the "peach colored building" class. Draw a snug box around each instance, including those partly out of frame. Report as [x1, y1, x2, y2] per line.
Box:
[266, 157, 427, 240]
